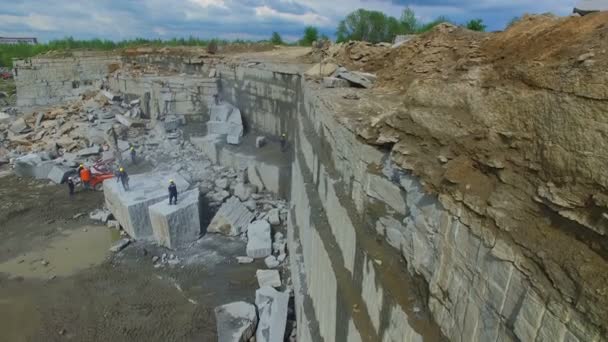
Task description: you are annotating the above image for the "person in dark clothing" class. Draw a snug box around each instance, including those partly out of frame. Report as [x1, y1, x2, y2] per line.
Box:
[168, 180, 178, 205]
[280, 133, 288, 152]
[130, 146, 137, 164]
[67, 177, 75, 197]
[118, 167, 129, 191]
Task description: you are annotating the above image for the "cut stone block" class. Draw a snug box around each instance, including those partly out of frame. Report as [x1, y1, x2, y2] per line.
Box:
[264, 255, 279, 269]
[103, 90, 120, 101]
[109, 238, 131, 253]
[268, 209, 281, 226]
[215, 301, 258, 342]
[227, 134, 242, 145]
[256, 269, 281, 288]
[255, 287, 289, 342]
[48, 165, 72, 184]
[323, 77, 350, 88]
[256, 136, 266, 148]
[77, 145, 101, 157]
[234, 183, 257, 201]
[207, 197, 255, 236]
[149, 189, 201, 249]
[338, 70, 374, 88]
[13, 154, 54, 179]
[246, 220, 272, 258]
[104, 171, 189, 239]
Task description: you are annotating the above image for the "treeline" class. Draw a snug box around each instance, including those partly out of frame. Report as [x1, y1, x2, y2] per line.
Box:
[289, 7, 487, 46]
[334, 8, 485, 44]
[0, 8, 488, 66]
[0, 37, 249, 67]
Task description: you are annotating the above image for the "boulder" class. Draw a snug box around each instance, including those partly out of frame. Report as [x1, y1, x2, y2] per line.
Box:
[337, 70, 375, 88]
[77, 145, 101, 157]
[109, 238, 131, 253]
[246, 220, 272, 258]
[90, 209, 112, 223]
[214, 301, 258, 342]
[304, 63, 338, 78]
[264, 255, 279, 269]
[255, 287, 289, 342]
[234, 183, 258, 201]
[267, 209, 281, 226]
[256, 269, 281, 288]
[48, 165, 72, 184]
[323, 77, 350, 88]
[256, 136, 266, 148]
[103, 91, 120, 101]
[13, 154, 54, 179]
[207, 197, 255, 236]
[9, 117, 29, 134]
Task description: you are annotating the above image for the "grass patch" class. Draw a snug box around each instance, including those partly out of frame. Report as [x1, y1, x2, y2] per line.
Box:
[0, 37, 249, 67]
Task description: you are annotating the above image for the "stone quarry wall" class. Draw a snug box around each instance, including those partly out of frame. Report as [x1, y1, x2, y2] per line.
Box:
[108, 74, 216, 124]
[218, 65, 605, 342]
[14, 53, 605, 341]
[13, 52, 121, 107]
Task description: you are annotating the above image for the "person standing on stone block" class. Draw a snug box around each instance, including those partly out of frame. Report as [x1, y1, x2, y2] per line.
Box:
[118, 167, 130, 191]
[130, 146, 137, 164]
[168, 179, 178, 205]
[67, 177, 75, 197]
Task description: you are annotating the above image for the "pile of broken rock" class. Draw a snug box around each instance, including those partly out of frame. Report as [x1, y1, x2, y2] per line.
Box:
[1, 89, 146, 181]
[304, 62, 377, 89]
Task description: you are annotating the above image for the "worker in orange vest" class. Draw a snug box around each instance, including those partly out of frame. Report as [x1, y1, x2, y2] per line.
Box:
[79, 164, 92, 190]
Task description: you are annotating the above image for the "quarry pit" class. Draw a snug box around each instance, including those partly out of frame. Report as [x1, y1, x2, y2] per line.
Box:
[1, 14, 608, 342]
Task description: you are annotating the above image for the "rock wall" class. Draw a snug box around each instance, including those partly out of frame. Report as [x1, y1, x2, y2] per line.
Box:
[13, 52, 121, 107]
[14, 52, 605, 341]
[219, 65, 606, 341]
[108, 74, 216, 124]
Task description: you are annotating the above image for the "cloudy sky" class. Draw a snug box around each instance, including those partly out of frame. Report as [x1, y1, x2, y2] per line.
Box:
[0, 0, 576, 42]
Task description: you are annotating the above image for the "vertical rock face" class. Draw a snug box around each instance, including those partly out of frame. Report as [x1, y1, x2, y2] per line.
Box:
[14, 33, 608, 342]
[149, 189, 201, 249]
[214, 301, 258, 342]
[223, 65, 606, 342]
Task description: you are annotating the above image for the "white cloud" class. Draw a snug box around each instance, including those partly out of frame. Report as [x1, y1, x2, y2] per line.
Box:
[0, 13, 57, 31]
[254, 5, 331, 26]
[188, 0, 228, 9]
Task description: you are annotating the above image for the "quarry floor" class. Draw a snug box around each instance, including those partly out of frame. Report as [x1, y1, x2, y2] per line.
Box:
[0, 172, 261, 342]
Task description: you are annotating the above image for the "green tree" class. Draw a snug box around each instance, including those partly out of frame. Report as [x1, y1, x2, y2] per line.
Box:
[270, 32, 284, 45]
[400, 7, 418, 34]
[299, 26, 319, 46]
[465, 18, 486, 32]
[335, 8, 403, 43]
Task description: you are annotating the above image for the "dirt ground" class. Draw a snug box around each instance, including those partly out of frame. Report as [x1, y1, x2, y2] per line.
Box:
[0, 173, 261, 342]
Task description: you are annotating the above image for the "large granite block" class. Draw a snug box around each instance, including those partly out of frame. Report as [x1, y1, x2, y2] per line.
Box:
[149, 189, 200, 249]
[104, 171, 189, 239]
[215, 301, 258, 342]
[246, 220, 272, 258]
[208, 197, 255, 236]
[255, 286, 289, 342]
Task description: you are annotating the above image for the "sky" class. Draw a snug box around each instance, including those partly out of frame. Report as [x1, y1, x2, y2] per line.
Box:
[0, 0, 577, 43]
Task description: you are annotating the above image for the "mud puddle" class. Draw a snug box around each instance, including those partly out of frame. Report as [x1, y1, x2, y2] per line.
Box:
[0, 225, 120, 279]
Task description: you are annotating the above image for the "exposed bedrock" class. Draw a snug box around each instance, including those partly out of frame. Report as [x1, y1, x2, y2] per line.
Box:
[13, 44, 607, 341]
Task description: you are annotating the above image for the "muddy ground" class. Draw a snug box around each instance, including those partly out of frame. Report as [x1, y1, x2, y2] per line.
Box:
[0, 172, 261, 342]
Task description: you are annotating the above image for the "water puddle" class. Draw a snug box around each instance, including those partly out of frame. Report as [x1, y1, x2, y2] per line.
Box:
[0, 226, 121, 279]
